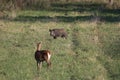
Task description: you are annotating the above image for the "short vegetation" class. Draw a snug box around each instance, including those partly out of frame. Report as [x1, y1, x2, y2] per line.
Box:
[0, 0, 120, 80]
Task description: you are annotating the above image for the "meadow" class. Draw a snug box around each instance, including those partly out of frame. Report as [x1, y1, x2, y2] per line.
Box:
[0, 2, 120, 80]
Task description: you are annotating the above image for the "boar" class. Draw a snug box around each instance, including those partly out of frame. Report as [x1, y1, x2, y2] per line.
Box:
[49, 28, 67, 39]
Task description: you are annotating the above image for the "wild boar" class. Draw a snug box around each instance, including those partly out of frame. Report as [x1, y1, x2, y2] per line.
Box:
[49, 28, 67, 39]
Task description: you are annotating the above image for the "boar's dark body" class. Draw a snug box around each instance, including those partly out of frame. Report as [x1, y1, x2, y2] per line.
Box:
[49, 29, 67, 39]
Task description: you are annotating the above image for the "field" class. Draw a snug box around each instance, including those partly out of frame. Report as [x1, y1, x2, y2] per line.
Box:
[0, 2, 120, 80]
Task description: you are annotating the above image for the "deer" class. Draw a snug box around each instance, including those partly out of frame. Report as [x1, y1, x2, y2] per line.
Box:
[35, 42, 51, 70]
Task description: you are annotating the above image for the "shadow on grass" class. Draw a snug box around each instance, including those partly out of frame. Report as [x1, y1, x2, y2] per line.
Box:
[1, 2, 120, 22]
[51, 2, 103, 12]
[13, 15, 92, 22]
[51, 2, 120, 15]
[101, 9, 120, 15]
[11, 15, 120, 22]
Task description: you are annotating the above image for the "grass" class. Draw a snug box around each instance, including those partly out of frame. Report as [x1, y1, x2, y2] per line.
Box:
[0, 2, 120, 80]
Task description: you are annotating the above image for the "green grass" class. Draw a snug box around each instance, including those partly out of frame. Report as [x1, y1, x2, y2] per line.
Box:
[0, 4, 120, 80]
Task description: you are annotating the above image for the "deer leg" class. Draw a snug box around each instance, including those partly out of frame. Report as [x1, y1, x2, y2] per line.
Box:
[44, 56, 51, 68]
[48, 61, 51, 68]
[46, 60, 51, 68]
[39, 62, 42, 69]
[37, 62, 39, 70]
[37, 61, 42, 70]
